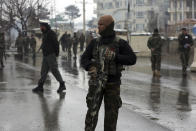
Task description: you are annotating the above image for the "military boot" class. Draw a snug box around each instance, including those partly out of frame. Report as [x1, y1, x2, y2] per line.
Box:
[57, 82, 66, 93]
[155, 70, 161, 77]
[156, 70, 161, 77]
[32, 83, 44, 92]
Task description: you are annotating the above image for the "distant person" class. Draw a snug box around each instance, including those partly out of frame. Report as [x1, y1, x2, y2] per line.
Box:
[72, 32, 79, 58]
[147, 28, 163, 77]
[15, 33, 24, 55]
[59, 32, 68, 52]
[178, 28, 193, 76]
[0, 32, 5, 68]
[30, 34, 37, 58]
[79, 33, 85, 52]
[32, 20, 66, 93]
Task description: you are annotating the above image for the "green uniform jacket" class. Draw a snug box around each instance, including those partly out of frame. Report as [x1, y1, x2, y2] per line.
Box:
[147, 33, 162, 55]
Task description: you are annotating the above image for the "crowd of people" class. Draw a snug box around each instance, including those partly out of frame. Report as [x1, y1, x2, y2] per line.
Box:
[0, 14, 194, 131]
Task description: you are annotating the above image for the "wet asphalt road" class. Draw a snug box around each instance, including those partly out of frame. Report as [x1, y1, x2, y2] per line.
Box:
[0, 51, 195, 131]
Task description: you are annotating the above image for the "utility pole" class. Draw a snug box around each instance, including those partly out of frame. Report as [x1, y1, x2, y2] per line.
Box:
[192, 0, 195, 19]
[181, 0, 184, 21]
[83, 0, 86, 35]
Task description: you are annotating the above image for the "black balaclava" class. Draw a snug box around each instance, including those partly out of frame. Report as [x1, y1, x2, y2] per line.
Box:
[98, 15, 115, 38]
[40, 23, 50, 33]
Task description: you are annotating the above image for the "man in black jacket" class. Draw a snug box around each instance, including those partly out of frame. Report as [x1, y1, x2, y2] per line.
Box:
[81, 15, 136, 131]
[178, 28, 193, 75]
[32, 20, 66, 93]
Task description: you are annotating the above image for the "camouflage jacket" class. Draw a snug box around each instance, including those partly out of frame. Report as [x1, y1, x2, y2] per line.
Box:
[147, 33, 163, 55]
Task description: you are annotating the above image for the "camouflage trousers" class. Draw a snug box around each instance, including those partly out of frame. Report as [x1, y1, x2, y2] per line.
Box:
[151, 54, 161, 71]
[85, 81, 122, 131]
[180, 50, 190, 72]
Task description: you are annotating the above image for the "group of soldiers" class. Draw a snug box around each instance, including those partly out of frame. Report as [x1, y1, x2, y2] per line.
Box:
[15, 33, 37, 57]
[147, 27, 193, 77]
[59, 31, 85, 58]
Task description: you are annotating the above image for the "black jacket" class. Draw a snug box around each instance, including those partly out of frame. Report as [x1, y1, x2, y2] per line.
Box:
[41, 29, 59, 56]
[81, 34, 136, 83]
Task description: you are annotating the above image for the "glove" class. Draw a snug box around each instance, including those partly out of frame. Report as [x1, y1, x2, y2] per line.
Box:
[88, 66, 97, 78]
[104, 48, 116, 61]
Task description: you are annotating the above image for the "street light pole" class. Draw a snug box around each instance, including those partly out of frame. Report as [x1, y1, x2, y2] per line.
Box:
[83, 0, 86, 35]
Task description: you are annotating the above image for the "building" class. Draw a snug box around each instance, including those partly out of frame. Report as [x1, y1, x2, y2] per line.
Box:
[93, 0, 168, 33]
[167, 0, 196, 35]
[168, 0, 196, 25]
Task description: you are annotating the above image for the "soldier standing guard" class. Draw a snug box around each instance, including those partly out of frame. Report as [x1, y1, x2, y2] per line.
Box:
[79, 33, 85, 52]
[178, 28, 193, 76]
[81, 15, 136, 131]
[147, 28, 163, 77]
[32, 20, 66, 93]
[72, 32, 79, 59]
[0, 32, 5, 68]
[30, 34, 37, 58]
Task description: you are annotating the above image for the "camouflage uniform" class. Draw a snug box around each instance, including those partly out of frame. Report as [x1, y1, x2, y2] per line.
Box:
[147, 32, 162, 76]
[81, 15, 136, 131]
[15, 35, 24, 55]
[24, 36, 30, 55]
[72, 33, 78, 58]
[29, 36, 36, 57]
[0, 33, 5, 68]
[178, 32, 193, 74]
[79, 33, 85, 51]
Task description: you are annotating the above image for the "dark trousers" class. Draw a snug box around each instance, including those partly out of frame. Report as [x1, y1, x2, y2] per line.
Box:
[180, 50, 190, 72]
[85, 82, 122, 131]
[38, 54, 64, 85]
[151, 54, 161, 71]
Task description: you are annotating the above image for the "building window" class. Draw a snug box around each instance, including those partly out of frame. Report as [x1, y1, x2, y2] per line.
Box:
[104, 2, 113, 9]
[136, 24, 144, 32]
[98, 3, 104, 9]
[136, 0, 144, 6]
[136, 12, 144, 18]
[115, 1, 120, 8]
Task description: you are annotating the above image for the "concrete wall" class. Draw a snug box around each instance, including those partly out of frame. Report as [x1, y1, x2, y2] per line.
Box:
[118, 35, 151, 56]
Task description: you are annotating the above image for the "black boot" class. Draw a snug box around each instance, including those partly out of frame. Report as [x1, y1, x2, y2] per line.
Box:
[57, 82, 66, 93]
[32, 83, 44, 92]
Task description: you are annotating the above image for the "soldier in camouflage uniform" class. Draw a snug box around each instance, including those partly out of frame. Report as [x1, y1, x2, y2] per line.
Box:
[178, 28, 193, 76]
[147, 28, 163, 77]
[72, 32, 79, 58]
[15, 33, 24, 55]
[30, 34, 37, 58]
[81, 15, 136, 131]
[0, 32, 5, 68]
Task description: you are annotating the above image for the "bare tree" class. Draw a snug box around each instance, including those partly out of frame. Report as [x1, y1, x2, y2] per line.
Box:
[2, 0, 50, 34]
[65, 5, 80, 29]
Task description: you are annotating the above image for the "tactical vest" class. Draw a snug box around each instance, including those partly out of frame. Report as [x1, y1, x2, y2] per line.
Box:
[92, 36, 123, 76]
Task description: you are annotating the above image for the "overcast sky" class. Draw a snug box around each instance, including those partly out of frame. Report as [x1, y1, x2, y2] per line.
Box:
[55, 0, 96, 23]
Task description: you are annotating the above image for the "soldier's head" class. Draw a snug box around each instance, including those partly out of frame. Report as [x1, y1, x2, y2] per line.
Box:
[181, 28, 187, 34]
[98, 15, 114, 37]
[39, 20, 50, 33]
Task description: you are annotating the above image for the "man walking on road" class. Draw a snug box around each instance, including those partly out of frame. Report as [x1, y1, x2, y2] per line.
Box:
[81, 15, 136, 131]
[147, 28, 163, 77]
[178, 27, 193, 76]
[32, 20, 66, 93]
